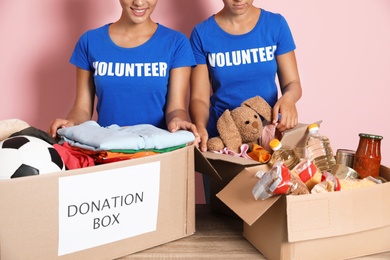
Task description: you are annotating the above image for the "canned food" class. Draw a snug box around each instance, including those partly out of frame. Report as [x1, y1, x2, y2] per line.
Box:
[336, 149, 355, 168]
[331, 164, 360, 180]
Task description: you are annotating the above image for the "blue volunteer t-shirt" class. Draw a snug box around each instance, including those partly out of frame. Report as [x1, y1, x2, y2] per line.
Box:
[190, 9, 296, 137]
[70, 23, 196, 129]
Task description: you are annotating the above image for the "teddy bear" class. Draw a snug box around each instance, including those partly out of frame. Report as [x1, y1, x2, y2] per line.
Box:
[207, 96, 273, 153]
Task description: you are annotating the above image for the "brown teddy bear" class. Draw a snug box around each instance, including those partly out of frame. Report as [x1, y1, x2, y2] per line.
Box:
[207, 96, 273, 153]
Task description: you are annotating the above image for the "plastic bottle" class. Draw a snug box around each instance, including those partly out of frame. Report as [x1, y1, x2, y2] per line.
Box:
[269, 139, 300, 170]
[305, 123, 336, 173]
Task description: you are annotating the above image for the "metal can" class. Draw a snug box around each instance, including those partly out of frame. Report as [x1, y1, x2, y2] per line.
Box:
[335, 149, 355, 168]
[331, 164, 360, 180]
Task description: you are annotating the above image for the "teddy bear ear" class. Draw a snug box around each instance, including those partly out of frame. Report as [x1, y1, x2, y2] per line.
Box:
[242, 96, 273, 122]
[217, 109, 243, 152]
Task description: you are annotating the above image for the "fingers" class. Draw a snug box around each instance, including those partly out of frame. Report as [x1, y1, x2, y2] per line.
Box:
[171, 120, 209, 152]
[48, 121, 59, 138]
[276, 113, 298, 132]
[199, 138, 208, 152]
[272, 100, 299, 132]
[167, 120, 201, 145]
[48, 119, 72, 139]
[197, 127, 209, 152]
[272, 106, 280, 125]
[193, 134, 208, 152]
[168, 120, 191, 133]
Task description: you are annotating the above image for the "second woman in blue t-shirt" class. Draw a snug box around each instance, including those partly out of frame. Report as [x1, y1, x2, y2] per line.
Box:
[189, 0, 302, 152]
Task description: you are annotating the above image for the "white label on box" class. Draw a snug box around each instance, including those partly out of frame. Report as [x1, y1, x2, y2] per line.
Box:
[58, 161, 160, 256]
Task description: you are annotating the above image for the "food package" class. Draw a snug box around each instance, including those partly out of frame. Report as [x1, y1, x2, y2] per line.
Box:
[311, 172, 380, 193]
[253, 160, 309, 200]
[292, 159, 322, 190]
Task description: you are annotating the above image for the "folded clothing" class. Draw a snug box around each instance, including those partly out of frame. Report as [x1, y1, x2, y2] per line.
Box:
[57, 121, 195, 151]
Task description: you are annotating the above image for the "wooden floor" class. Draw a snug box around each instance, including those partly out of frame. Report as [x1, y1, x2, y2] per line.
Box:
[118, 204, 390, 260]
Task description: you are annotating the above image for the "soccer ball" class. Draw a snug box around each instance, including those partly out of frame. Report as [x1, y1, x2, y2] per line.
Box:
[0, 135, 65, 179]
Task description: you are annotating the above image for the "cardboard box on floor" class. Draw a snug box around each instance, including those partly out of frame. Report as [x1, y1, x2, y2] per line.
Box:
[0, 145, 195, 260]
[216, 136, 390, 259]
[195, 122, 316, 217]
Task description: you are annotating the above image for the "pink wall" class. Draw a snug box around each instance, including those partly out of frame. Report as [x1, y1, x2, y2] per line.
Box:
[1, 1, 389, 202]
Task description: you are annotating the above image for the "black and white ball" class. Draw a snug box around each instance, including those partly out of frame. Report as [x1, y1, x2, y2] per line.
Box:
[0, 135, 65, 179]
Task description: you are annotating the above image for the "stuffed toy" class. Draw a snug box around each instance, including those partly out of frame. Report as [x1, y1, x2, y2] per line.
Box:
[207, 96, 273, 153]
[0, 119, 30, 142]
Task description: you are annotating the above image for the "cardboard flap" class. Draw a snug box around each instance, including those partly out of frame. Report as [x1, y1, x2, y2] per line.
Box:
[194, 148, 222, 180]
[201, 151, 262, 166]
[216, 168, 282, 225]
[286, 179, 390, 242]
[195, 148, 262, 180]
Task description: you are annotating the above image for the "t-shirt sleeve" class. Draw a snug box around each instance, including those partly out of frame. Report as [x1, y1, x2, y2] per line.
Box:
[189, 27, 208, 65]
[69, 31, 92, 71]
[171, 33, 196, 69]
[274, 14, 296, 56]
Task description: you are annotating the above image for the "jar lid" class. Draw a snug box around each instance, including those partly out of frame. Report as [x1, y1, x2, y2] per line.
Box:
[359, 133, 383, 140]
[336, 149, 355, 155]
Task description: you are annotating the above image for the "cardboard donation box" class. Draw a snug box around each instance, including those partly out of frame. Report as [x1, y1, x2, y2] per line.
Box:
[0, 145, 195, 260]
[195, 122, 312, 217]
[217, 165, 390, 260]
[215, 124, 390, 260]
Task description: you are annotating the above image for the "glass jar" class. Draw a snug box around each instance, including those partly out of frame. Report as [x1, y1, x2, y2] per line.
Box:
[353, 133, 383, 179]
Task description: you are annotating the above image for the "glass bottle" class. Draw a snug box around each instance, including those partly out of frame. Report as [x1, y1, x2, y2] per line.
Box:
[305, 124, 336, 173]
[269, 138, 300, 170]
[353, 133, 382, 179]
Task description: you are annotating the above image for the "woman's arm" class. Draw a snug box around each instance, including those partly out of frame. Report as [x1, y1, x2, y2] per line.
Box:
[275, 51, 302, 132]
[48, 67, 95, 138]
[165, 66, 198, 136]
[189, 64, 212, 152]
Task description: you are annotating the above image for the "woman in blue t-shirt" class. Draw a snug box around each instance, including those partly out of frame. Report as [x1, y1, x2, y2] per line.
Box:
[49, 0, 199, 140]
[189, 0, 302, 153]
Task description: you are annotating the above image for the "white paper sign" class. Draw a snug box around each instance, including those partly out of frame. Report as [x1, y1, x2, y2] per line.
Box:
[58, 161, 160, 256]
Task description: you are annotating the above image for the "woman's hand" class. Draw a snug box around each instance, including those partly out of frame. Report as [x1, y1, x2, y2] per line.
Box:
[48, 118, 75, 139]
[195, 125, 209, 152]
[167, 118, 200, 145]
[272, 95, 298, 132]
